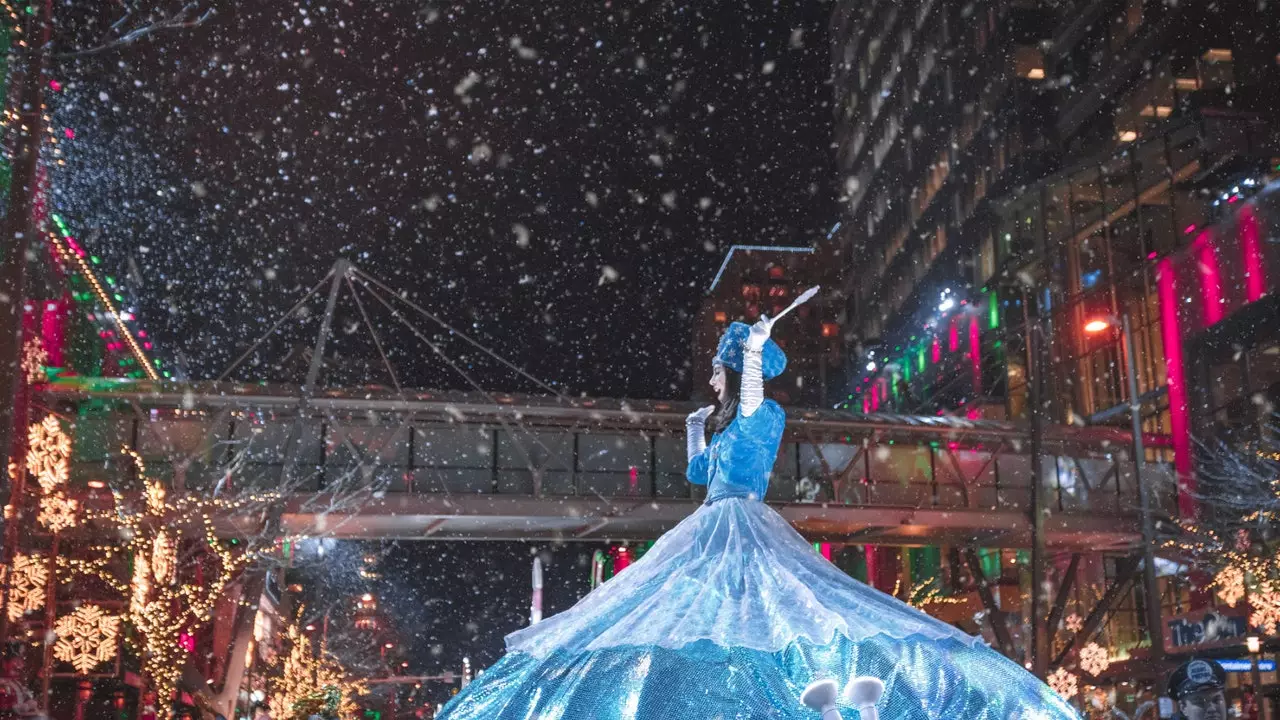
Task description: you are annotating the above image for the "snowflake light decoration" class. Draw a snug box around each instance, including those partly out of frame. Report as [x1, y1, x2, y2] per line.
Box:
[1048, 667, 1078, 700]
[1079, 642, 1111, 676]
[1215, 564, 1246, 607]
[1064, 613, 1084, 633]
[3, 553, 48, 622]
[53, 605, 120, 674]
[1250, 581, 1280, 635]
[21, 338, 47, 386]
[37, 492, 77, 533]
[26, 416, 69, 494]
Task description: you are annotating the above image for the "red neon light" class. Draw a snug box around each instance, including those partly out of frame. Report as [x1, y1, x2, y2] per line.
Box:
[1157, 258, 1195, 519]
[1240, 206, 1267, 303]
[968, 316, 982, 397]
[1193, 231, 1223, 326]
[931, 335, 941, 364]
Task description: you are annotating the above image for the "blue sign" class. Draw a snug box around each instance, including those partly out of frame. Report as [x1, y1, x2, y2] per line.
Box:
[1217, 658, 1276, 673]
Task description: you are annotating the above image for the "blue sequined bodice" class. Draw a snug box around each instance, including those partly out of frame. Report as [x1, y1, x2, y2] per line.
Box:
[687, 399, 786, 502]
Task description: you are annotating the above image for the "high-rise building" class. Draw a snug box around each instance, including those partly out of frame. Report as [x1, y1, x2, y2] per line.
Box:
[831, 1, 1280, 709]
[833, 0, 1280, 430]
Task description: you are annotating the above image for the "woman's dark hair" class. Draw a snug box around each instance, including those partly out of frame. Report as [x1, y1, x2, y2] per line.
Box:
[709, 366, 741, 435]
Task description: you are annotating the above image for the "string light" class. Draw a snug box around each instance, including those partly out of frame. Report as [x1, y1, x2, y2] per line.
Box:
[1250, 581, 1280, 635]
[46, 214, 159, 380]
[269, 612, 365, 719]
[53, 605, 120, 674]
[1215, 564, 1246, 607]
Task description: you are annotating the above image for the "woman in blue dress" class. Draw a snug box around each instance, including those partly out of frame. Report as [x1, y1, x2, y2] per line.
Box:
[438, 317, 1079, 719]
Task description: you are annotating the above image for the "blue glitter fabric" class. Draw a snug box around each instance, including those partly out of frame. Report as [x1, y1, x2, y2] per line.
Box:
[438, 341, 1079, 719]
[688, 398, 786, 503]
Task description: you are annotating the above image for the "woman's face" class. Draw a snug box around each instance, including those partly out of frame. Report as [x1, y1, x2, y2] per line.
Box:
[710, 364, 727, 403]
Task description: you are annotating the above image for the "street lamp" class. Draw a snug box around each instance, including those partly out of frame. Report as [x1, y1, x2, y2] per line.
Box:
[1248, 635, 1263, 711]
[1084, 313, 1164, 661]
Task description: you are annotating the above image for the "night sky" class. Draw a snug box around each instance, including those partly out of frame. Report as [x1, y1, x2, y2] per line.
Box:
[50, 0, 835, 399]
[43, 0, 835, 693]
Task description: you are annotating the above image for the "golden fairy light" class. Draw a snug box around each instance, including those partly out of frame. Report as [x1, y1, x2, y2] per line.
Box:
[1250, 581, 1280, 635]
[151, 531, 174, 586]
[1064, 613, 1084, 633]
[1215, 564, 1246, 607]
[1079, 642, 1111, 677]
[3, 553, 48, 622]
[26, 415, 70, 494]
[269, 613, 365, 719]
[1048, 667, 1079, 700]
[53, 605, 120, 674]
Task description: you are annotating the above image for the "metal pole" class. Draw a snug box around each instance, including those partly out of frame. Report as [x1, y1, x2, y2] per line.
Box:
[1029, 319, 1048, 679]
[1123, 313, 1164, 662]
[1251, 650, 1263, 719]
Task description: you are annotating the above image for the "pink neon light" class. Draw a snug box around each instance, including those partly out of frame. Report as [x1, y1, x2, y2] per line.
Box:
[862, 396, 871, 414]
[968, 316, 982, 397]
[1240, 206, 1267, 303]
[1194, 231, 1223, 327]
[870, 384, 880, 412]
[948, 318, 959, 352]
[1157, 258, 1195, 519]
[819, 543, 833, 561]
[931, 335, 941, 363]
[864, 546, 880, 590]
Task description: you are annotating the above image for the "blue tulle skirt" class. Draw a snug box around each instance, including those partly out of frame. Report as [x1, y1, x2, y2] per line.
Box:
[438, 498, 1078, 720]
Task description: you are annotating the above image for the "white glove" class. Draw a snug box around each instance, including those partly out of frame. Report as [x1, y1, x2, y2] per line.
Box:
[746, 315, 772, 352]
[741, 316, 771, 416]
[686, 405, 715, 460]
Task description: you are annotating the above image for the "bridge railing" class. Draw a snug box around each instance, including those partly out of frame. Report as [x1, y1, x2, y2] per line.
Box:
[60, 407, 1172, 518]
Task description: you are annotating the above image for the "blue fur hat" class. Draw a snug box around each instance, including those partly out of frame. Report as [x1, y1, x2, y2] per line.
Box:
[714, 322, 787, 380]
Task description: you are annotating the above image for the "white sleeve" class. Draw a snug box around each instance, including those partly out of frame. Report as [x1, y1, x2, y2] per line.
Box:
[740, 347, 764, 417]
[686, 418, 707, 460]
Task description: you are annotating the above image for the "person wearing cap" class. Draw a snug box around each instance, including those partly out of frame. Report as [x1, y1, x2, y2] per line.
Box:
[1168, 658, 1228, 720]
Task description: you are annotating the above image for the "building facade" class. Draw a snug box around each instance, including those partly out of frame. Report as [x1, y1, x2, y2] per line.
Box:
[832, 0, 1280, 712]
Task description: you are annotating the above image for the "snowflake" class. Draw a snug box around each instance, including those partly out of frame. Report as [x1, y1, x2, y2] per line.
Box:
[1215, 564, 1246, 607]
[53, 605, 120, 674]
[21, 339, 47, 385]
[1079, 642, 1111, 676]
[1064, 612, 1084, 633]
[37, 492, 77, 533]
[26, 416, 70, 494]
[2, 553, 48, 622]
[1048, 667, 1078, 700]
[1250, 581, 1280, 634]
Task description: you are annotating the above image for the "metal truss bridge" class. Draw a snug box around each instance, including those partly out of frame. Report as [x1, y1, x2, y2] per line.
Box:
[39, 378, 1174, 550]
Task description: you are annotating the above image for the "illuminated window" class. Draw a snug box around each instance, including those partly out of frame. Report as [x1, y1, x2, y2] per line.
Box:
[713, 311, 727, 323]
[1118, 130, 1138, 142]
[1139, 105, 1172, 118]
[822, 323, 840, 338]
[1014, 46, 1045, 80]
[768, 266, 785, 279]
[1175, 77, 1200, 91]
[1203, 48, 1233, 63]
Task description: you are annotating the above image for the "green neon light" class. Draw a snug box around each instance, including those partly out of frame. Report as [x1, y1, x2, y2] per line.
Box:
[917, 348, 925, 373]
[988, 291, 999, 329]
[903, 358, 911, 382]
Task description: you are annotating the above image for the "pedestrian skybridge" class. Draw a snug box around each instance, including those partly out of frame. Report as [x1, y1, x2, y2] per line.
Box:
[39, 378, 1174, 550]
